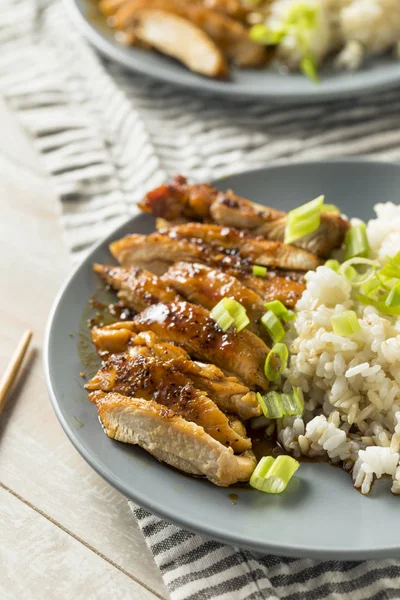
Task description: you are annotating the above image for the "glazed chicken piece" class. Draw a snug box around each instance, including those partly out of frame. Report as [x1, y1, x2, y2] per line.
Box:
[86, 353, 251, 452]
[165, 223, 320, 271]
[161, 261, 267, 338]
[109, 232, 304, 306]
[112, 0, 267, 68]
[210, 192, 350, 258]
[139, 176, 349, 257]
[131, 301, 269, 390]
[93, 263, 181, 312]
[90, 391, 257, 486]
[91, 327, 261, 419]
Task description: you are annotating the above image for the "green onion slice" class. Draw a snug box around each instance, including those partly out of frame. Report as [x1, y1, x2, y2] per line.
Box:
[252, 265, 267, 277]
[344, 223, 369, 260]
[339, 258, 380, 287]
[264, 300, 296, 322]
[264, 343, 289, 381]
[261, 310, 285, 343]
[380, 252, 400, 280]
[284, 195, 324, 245]
[256, 388, 304, 418]
[324, 259, 340, 271]
[211, 297, 249, 332]
[257, 391, 283, 418]
[300, 55, 318, 82]
[331, 310, 361, 337]
[385, 281, 400, 308]
[250, 455, 300, 494]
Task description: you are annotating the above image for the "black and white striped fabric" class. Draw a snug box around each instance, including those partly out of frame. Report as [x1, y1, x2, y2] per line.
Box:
[2, 0, 400, 597]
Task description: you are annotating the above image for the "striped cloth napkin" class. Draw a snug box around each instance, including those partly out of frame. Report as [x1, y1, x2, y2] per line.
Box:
[2, 0, 400, 597]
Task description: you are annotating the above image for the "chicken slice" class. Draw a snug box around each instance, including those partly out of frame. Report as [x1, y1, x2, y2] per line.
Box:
[161, 261, 267, 338]
[131, 301, 269, 390]
[210, 192, 350, 258]
[139, 176, 349, 257]
[91, 327, 261, 418]
[90, 391, 256, 486]
[87, 354, 251, 452]
[93, 263, 181, 312]
[128, 10, 229, 78]
[113, 0, 267, 67]
[165, 223, 320, 271]
[109, 232, 305, 306]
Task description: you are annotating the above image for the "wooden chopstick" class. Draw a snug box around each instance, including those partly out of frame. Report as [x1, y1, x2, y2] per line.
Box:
[0, 330, 32, 418]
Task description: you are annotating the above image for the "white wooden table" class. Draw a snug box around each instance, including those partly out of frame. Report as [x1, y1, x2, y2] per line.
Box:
[0, 97, 169, 600]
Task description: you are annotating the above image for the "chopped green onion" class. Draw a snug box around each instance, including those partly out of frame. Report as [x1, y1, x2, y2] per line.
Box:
[252, 265, 267, 277]
[211, 297, 249, 332]
[385, 281, 400, 309]
[261, 310, 285, 343]
[249, 23, 285, 45]
[250, 455, 300, 494]
[325, 259, 340, 272]
[256, 388, 304, 418]
[339, 258, 379, 287]
[321, 204, 340, 213]
[331, 310, 361, 337]
[257, 391, 284, 418]
[264, 342, 288, 381]
[356, 293, 400, 317]
[344, 223, 369, 260]
[300, 55, 318, 82]
[264, 300, 295, 322]
[284, 195, 324, 245]
[292, 387, 305, 413]
[210, 301, 233, 332]
[361, 274, 381, 297]
[380, 252, 400, 280]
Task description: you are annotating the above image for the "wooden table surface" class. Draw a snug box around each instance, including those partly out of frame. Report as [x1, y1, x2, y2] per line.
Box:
[0, 97, 169, 600]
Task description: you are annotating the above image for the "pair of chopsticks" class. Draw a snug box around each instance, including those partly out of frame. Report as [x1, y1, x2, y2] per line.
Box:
[0, 330, 32, 419]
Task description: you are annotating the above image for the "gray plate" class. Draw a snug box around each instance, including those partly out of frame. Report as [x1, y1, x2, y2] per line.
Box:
[45, 159, 400, 559]
[65, 0, 400, 103]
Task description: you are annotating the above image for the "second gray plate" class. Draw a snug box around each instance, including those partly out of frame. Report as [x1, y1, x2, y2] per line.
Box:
[66, 0, 400, 103]
[45, 160, 400, 559]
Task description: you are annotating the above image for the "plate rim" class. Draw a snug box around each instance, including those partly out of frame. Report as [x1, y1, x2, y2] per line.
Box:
[65, 0, 400, 103]
[44, 158, 400, 559]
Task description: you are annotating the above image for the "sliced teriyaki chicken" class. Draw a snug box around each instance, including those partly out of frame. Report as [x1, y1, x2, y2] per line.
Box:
[86, 353, 251, 452]
[139, 176, 349, 257]
[165, 223, 320, 271]
[93, 263, 181, 312]
[91, 327, 261, 418]
[130, 301, 269, 390]
[112, 0, 267, 68]
[128, 10, 229, 79]
[209, 192, 350, 258]
[161, 261, 267, 338]
[109, 232, 305, 306]
[90, 391, 257, 486]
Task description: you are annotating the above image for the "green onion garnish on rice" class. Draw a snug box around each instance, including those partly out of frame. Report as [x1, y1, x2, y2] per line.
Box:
[252, 265, 267, 277]
[385, 281, 400, 309]
[344, 222, 370, 260]
[331, 310, 361, 337]
[264, 342, 289, 381]
[250, 455, 300, 494]
[380, 251, 400, 280]
[325, 259, 340, 271]
[261, 310, 285, 343]
[264, 300, 296, 322]
[284, 195, 324, 245]
[211, 297, 249, 332]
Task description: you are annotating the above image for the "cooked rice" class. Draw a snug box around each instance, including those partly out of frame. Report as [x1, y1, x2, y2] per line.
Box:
[278, 202, 400, 494]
